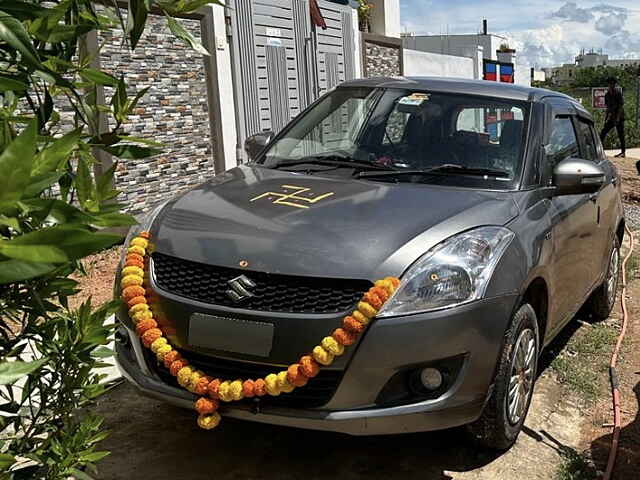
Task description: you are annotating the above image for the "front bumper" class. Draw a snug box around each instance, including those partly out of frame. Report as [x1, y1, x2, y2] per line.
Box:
[115, 293, 518, 435]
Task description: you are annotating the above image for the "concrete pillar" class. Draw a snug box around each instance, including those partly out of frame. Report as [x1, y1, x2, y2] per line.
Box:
[368, 0, 400, 38]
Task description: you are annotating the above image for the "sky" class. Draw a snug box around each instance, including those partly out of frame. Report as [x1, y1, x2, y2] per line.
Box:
[399, 1, 640, 68]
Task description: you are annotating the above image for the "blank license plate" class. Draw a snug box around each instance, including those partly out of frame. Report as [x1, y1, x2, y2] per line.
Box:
[188, 313, 274, 357]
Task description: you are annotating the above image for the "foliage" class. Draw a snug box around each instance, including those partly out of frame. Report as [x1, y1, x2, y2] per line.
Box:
[543, 65, 640, 149]
[0, 0, 221, 478]
[357, 0, 373, 32]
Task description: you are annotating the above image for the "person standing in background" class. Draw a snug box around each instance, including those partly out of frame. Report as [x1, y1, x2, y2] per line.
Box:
[600, 76, 626, 158]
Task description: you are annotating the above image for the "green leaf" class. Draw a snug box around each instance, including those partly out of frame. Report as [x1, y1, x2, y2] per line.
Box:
[0, 241, 68, 263]
[102, 144, 161, 159]
[0, 74, 27, 92]
[0, 1, 50, 20]
[80, 451, 110, 463]
[89, 213, 137, 228]
[0, 453, 15, 470]
[79, 68, 119, 87]
[1, 227, 121, 261]
[165, 15, 209, 56]
[126, 0, 149, 50]
[0, 121, 37, 203]
[0, 10, 41, 68]
[111, 75, 128, 124]
[70, 468, 95, 480]
[0, 358, 47, 385]
[0, 259, 55, 284]
[76, 156, 96, 211]
[32, 128, 83, 176]
[22, 172, 64, 198]
[0, 214, 19, 231]
[127, 86, 150, 112]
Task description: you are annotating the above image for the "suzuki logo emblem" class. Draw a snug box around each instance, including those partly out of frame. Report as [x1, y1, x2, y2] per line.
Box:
[225, 275, 256, 303]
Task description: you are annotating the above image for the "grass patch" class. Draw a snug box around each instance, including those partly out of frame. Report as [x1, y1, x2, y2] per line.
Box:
[624, 250, 639, 280]
[554, 450, 597, 480]
[550, 324, 617, 402]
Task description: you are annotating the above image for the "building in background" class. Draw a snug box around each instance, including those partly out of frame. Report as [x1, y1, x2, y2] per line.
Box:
[544, 50, 640, 85]
[401, 20, 532, 86]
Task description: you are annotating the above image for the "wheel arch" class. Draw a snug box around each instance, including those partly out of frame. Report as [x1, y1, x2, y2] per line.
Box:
[521, 277, 549, 346]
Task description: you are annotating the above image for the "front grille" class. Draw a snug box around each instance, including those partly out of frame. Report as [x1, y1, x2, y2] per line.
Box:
[152, 252, 371, 314]
[150, 349, 342, 408]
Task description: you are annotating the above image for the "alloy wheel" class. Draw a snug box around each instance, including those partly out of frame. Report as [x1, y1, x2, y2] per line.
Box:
[606, 247, 620, 307]
[506, 328, 536, 425]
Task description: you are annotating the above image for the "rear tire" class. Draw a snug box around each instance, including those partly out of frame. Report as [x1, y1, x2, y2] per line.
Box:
[586, 238, 621, 321]
[467, 303, 539, 450]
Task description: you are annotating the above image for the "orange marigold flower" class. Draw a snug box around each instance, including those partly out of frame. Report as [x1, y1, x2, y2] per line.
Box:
[363, 291, 383, 310]
[299, 355, 320, 378]
[122, 285, 146, 302]
[139, 231, 151, 239]
[207, 378, 221, 399]
[242, 379, 256, 398]
[194, 376, 213, 396]
[195, 397, 219, 415]
[370, 286, 390, 303]
[141, 328, 162, 347]
[135, 318, 158, 336]
[126, 252, 144, 263]
[333, 328, 357, 346]
[169, 358, 189, 376]
[287, 364, 308, 387]
[254, 378, 266, 396]
[163, 350, 182, 369]
[127, 295, 148, 308]
[343, 316, 365, 334]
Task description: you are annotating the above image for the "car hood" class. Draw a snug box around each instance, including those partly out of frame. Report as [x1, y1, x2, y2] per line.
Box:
[151, 166, 519, 280]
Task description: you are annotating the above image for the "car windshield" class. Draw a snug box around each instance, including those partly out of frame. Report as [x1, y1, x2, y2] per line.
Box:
[259, 87, 530, 189]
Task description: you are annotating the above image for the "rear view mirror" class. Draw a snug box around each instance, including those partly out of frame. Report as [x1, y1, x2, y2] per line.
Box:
[553, 158, 605, 196]
[244, 131, 273, 161]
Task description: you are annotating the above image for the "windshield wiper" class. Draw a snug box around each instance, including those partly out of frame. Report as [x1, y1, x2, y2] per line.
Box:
[273, 155, 396, 171]
[356, 163, 511, 179]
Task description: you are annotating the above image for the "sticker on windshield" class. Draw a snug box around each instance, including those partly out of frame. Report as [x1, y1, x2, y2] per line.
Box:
[398, 93, 430, 106]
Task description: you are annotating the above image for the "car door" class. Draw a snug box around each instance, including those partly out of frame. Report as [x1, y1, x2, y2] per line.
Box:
[575, 116, 618, 282]
[545, 113, 600, 328]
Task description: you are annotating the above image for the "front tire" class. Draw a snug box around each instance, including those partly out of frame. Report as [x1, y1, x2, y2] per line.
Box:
[585, 238, 621, 321]
[467, 303, 539, 450]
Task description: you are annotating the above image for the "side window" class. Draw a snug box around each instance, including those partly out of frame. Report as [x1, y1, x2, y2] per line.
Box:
[547, 116, 579, 164]
[576, 119, 598, 161]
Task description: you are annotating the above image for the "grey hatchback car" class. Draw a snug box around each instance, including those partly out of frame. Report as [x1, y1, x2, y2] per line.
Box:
[115, 77, 625, 449]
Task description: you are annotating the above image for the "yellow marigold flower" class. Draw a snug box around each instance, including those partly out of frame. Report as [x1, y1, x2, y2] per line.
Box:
[132, 310, 153, 323]
[375, 279, 395, 295]
[122, 266, 144, 278]
[312, 345, 334, 366]
[197, 412, 221, 430]
[264, 374, 281, 396]
[120, 274, 143, 289]
[150, 337, 168, 354]
[276, 371, 295, 393]
[187, 371, 205, 393]
[352, 310, 370, 326]
[177, 366, 195, 388]
[128, 303, 150, 316]
[156, 344, 172, 362]
[127, 245, 146, 256]
[229, 380, 244, 401]
[321, 336, 344, 356]
[131, 237, 149, 249]
[218, 381, 233, 402]
[357, 301, 377, 319]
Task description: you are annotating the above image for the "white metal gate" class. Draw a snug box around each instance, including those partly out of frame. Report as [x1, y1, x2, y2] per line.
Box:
[229, 0, 358, 162]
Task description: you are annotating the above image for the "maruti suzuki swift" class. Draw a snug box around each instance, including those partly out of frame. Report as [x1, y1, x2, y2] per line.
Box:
[115, 77, 625, 449]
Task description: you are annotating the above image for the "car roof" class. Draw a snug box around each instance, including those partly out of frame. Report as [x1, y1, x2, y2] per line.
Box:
[339, 76, 576, 103]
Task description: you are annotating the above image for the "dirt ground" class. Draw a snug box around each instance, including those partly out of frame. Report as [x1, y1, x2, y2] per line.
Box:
[77, 157, 640, 480]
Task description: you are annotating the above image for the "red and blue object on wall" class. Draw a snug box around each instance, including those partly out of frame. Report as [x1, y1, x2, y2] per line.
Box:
[500, 64, 514, 83]
[484, 61, 497, 81]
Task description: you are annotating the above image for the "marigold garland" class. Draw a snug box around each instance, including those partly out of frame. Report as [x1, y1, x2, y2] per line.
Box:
[120, 231, 400, 429]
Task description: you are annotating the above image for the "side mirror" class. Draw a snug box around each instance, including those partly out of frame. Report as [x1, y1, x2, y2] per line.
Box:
[553, 158, 605, 196]
[244, 131, 273, 161]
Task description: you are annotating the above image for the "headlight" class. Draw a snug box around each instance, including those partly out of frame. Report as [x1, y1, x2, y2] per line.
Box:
[377, 226, 514, 317]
